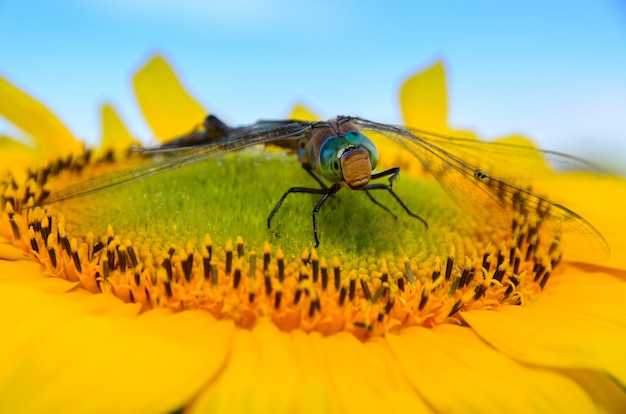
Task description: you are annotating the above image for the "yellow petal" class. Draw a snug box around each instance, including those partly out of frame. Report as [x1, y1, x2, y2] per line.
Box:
[386, 325, 597, 412]
[547, 174, 626, 269]
[133, 55, 207, 141]
[288, 104, 321, 121]
[191, 321, 300, 413]
[463, 266, 626, 387]
[0, 136, 38, 175]
[365, 338, 432, 410]
[0, 280, 235, 413]
[400, 61, 448, 132]
[0, 74, 81, 163]
[558, 368, 626, 411]
[96, 103, 139, 156]
[290, 330, 337, 413]
[320, 332, 429, 412]
[190, 329, 260, 413]
[0, 244, 31, 261]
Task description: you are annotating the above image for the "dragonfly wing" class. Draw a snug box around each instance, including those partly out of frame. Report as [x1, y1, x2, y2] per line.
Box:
[157, 115, 310, 150]
[41, 121, 310, 205]
[394, 126, 604, 178]
[352, 117, 512, 223]
[139, 119, 309, 155]
[352, 118, 610, 259]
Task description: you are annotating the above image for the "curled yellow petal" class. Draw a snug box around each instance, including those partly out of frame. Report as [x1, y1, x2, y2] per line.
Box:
[400, 61, 448, 132]
[463, 267, 626, 387]
[0, 74, 81, 163]
[288, 104, 320, 121]
[386, 325, 597, 412]
[133, 55, 207, 141]
[0, 136, 40, 175]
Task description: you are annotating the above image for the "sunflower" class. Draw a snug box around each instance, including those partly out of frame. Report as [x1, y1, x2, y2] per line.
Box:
[1, 56, 625, 413]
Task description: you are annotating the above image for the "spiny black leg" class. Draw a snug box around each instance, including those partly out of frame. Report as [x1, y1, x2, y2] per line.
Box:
[311, 183, 342, 247]
[371, 167, 400, 184]
[268, 164, 328, 226]
[267, 186, 330, 230]
[366, 183, 428, 229]
[363, 190, 397, 219]
[367, 167, 428, 229]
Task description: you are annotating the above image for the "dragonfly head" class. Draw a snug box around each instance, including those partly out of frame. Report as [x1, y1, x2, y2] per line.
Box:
[318, 131, 379, 189]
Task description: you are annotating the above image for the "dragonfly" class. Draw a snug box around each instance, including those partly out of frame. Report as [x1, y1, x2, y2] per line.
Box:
[40, 114, 610, 259]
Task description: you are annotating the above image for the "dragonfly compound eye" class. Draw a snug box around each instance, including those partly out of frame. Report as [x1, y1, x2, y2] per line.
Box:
[319, 136, 348, 182]
[343, 131, 378, 169]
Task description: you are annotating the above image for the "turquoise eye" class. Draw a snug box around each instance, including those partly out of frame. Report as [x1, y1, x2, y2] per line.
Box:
[344, 131, 378, 169]
[318, 132, 378, 182]
[318, 136, 345, 182]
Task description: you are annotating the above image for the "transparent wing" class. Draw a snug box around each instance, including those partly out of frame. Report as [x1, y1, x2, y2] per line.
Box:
[351, 117, 610, 260]
[41, 120, 311, 205]
[400, 127, 605, 177]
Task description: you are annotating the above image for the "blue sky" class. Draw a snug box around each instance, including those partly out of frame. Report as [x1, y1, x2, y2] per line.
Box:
[1, 0, 625, 171]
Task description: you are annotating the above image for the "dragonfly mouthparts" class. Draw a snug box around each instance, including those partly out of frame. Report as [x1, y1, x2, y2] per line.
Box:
[341, 148, 372, 189]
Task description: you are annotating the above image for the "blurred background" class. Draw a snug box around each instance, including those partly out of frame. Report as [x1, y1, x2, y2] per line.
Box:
[1, 0, 625, 172]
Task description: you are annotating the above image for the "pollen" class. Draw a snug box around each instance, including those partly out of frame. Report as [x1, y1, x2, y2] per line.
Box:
[1, 148, 564, 340]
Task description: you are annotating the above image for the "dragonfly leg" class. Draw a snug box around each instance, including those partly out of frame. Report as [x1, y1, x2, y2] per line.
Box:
[370, 167, 400, 184]
[367, 167, 429, 229]
[365, 183, 428, 228]
[311, 183, 342, 247]
[363, 190, 398, 220]
[267, 184, 340, 247]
